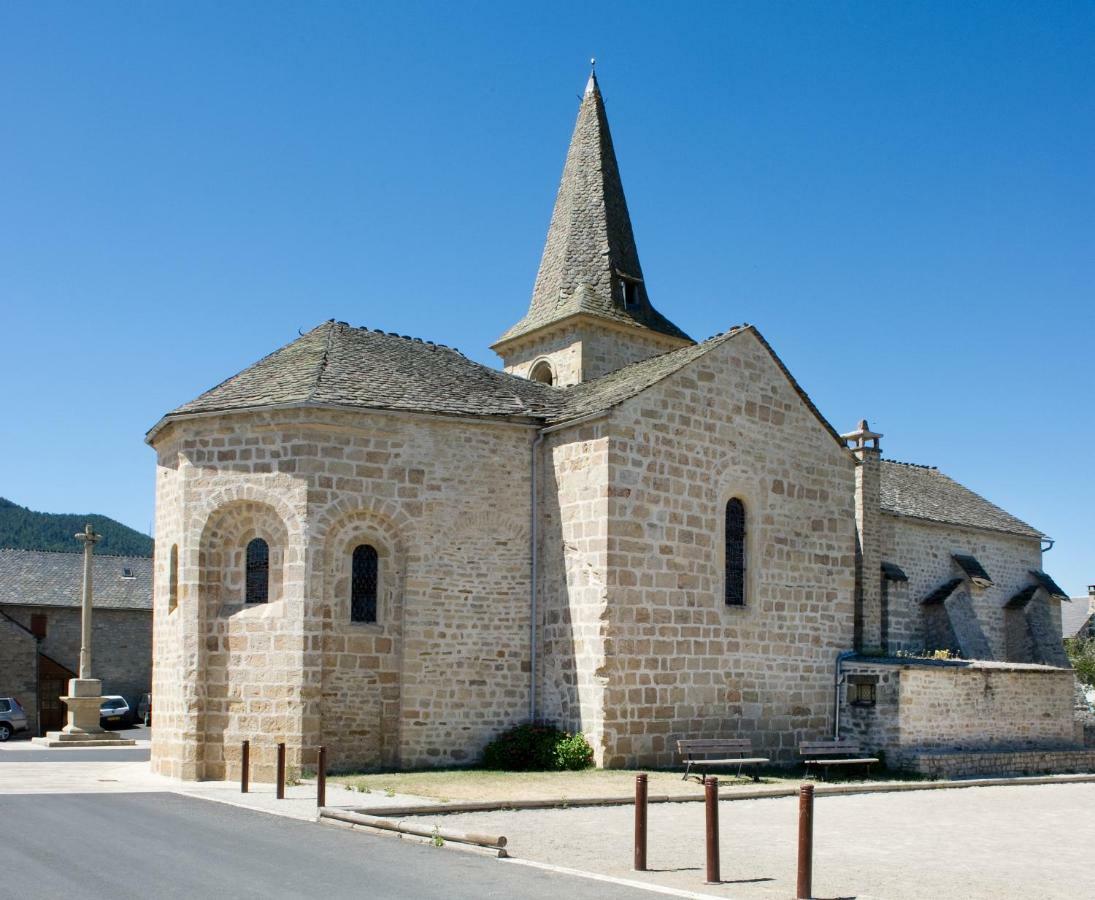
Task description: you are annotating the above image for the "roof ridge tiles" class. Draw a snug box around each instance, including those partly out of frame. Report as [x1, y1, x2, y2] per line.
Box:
[0, 547, 153, 561]
[882, 459, 939, 470]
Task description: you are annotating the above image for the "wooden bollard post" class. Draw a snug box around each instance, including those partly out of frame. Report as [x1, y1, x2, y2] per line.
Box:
[317, 745, 327, 809]
[797, 783, 814, 899]
[276, 742, 286, 800]
[240, 740, 250, 794]
[634, 772, 648, 871]
[704, 776, 720, 885]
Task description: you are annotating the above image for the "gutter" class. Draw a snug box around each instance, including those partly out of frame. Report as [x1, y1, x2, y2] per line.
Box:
[527, 410, 609, 722]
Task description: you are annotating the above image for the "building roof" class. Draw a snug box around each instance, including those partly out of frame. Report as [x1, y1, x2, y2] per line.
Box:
[0, 549, 152, 611]
[155, 321, 562, 428]
[151, 321, 849, 455]
[494, 72, 691, 347]
[1062, 596, 1094, 638]
[880, 460, 1043, 539]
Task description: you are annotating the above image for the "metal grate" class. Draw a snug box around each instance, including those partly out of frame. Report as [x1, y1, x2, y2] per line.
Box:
[245, 538, 269, 604]
[725, 499, 746, 606]
[351, 544, 378, 623]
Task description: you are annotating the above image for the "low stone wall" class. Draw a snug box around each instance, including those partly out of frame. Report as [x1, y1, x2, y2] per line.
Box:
[911, 748, 1095, 779]
[840, 657, 1082, 774]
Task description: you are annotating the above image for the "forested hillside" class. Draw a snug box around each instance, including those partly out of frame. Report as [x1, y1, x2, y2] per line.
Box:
[0, 497, 153, 557]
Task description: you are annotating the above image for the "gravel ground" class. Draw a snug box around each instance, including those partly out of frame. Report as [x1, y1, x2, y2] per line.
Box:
[428, 782, 1095, 899]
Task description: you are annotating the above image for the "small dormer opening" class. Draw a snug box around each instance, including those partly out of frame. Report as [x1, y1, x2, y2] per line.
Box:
[619, 277, 639, 310]
[122, 567, 135, 579]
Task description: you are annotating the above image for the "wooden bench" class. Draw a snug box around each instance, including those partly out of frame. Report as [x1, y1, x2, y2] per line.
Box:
[799, 740, 879, 781]
[677, 739, 770, 783]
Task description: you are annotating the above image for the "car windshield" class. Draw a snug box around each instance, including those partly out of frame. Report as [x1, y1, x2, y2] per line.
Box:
[101, 699, 126, 710]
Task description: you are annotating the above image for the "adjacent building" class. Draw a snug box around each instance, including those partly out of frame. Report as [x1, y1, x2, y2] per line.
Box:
[0, 548, 153, 734]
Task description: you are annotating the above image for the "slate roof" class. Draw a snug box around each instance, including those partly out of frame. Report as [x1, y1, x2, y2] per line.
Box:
[495, 72, 691, 347]
[1062, 597, 1095, 638]
[952, 553, 994, 585]
[880, 460, 1043, 539]
[0, 549, 153, 611]
[1029, 570, 1069, 600]
[159, 322, 562, 425]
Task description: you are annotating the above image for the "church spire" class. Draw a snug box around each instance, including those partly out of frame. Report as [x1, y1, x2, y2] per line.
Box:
[494, 68, 692, 350]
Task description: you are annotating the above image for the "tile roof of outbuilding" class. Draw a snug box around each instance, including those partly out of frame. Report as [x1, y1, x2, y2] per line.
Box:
[0, 549, 153, 611]
[880, 460, 1044, 539]
[495, 72, 691, 347]
[1062, 597, 1094, 638]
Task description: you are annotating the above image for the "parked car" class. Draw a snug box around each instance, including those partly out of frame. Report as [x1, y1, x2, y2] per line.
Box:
[99, 695, 132, 728]
[0, 697, 29, 741]
[137, 693, 151, 726]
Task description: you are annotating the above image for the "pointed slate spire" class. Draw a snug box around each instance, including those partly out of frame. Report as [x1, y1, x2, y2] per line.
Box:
[495, 70, 691, 346]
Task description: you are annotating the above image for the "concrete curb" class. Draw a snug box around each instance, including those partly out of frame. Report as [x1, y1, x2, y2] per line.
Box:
[343, 771, 1095, 818]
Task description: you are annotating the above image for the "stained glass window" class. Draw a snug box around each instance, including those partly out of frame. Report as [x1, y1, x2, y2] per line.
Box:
[245, 538, 269, 604]
[725, 499, 746, 606]
[352, 544, 378, 623]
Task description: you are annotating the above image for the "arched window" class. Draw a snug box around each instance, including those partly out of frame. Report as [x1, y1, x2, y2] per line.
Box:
[168, 544, 179, 613]
[351, 544, 379, 623]
[529, 360, 555, 385]
[724, 499, 746, 606]
[245, 538, 269, 604]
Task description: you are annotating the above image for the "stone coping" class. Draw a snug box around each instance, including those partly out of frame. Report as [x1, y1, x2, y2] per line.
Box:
[846, 654, 1071, 673]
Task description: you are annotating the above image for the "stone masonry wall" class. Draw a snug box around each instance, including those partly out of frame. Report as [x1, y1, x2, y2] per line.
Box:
[538, 425, 610, 758]
[0, 615, 38, 734]
[593, 328, 858, 766]
[499, 319, 684, 387]
[879, 515, 1055, 662]
[151, 406, 535, 780]
[1, 605, 151, 705]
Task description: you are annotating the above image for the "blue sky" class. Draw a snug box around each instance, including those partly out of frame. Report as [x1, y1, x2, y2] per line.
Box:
[1, 2, 1091, 594]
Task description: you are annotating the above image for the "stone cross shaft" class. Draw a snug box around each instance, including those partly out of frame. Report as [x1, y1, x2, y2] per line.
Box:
[74, 523, 101, 680]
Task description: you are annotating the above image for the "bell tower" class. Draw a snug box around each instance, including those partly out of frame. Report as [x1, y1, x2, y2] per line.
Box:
[492, 67, 692, 386]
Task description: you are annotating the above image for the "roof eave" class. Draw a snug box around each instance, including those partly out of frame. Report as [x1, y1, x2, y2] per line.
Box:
[491, 309, 694, 353]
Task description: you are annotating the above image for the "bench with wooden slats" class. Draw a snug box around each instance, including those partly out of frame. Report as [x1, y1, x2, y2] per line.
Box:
[677, 738, 770, 783]
[799, 739, 879, 780]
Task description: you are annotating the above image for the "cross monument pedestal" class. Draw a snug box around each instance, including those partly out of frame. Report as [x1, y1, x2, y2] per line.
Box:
[32, 524, 136, 748]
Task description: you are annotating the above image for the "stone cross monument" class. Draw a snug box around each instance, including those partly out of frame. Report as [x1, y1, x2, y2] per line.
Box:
[32, 524, 136, 747]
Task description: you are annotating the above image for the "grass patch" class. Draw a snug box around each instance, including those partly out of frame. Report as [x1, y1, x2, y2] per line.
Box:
[330, 767, 798, 802]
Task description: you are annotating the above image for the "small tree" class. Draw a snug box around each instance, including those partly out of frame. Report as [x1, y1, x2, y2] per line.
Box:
[1065, 636, 1095, 689]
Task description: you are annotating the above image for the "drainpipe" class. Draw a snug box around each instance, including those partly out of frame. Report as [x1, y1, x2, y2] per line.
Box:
[833, 650, 856, 739]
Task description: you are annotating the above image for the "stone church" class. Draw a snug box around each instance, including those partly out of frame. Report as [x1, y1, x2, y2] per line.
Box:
[148, 72, 1087, 781]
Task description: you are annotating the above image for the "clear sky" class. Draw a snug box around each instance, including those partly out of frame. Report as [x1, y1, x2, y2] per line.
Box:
[1, 3, 1091, 594]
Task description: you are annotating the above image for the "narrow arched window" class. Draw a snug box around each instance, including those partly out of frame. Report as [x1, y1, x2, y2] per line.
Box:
[724, 499, 746, 606]
[351, 544, 378, 623]
[245, 538, 269, 604]
[168, 544, 179, 613]
[529, 361, 554, 385]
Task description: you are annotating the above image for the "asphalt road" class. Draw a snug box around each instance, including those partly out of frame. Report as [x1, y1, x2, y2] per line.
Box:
[0, 793, 645, 899]
[0, 746, 150, 762]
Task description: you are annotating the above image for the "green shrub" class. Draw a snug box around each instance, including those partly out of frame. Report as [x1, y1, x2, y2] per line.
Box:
[481, 723, 595, 771]
[1066, 636, 1095, 689]
[553, 731, 595, 771]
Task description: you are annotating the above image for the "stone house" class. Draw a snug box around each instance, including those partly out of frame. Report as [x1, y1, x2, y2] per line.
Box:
[0, 548, 153, 735]
[147, 71, 1082, 781]
[1062, 587, 1095, 640]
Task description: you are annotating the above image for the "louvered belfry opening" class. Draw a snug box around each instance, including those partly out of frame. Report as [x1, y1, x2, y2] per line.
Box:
[351, 544, 378, 623]
[245, 538, 269, 604]
[725, 499, 746, 606]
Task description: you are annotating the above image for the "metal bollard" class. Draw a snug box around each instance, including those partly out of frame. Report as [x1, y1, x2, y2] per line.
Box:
[797, 783, 814, 899]
[241, 740, 250, 794]
[317, 745, 327, 809]
[634, 772, 648, 871]
[276, 742, 286, 800]
[704, 776, 720, 885]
